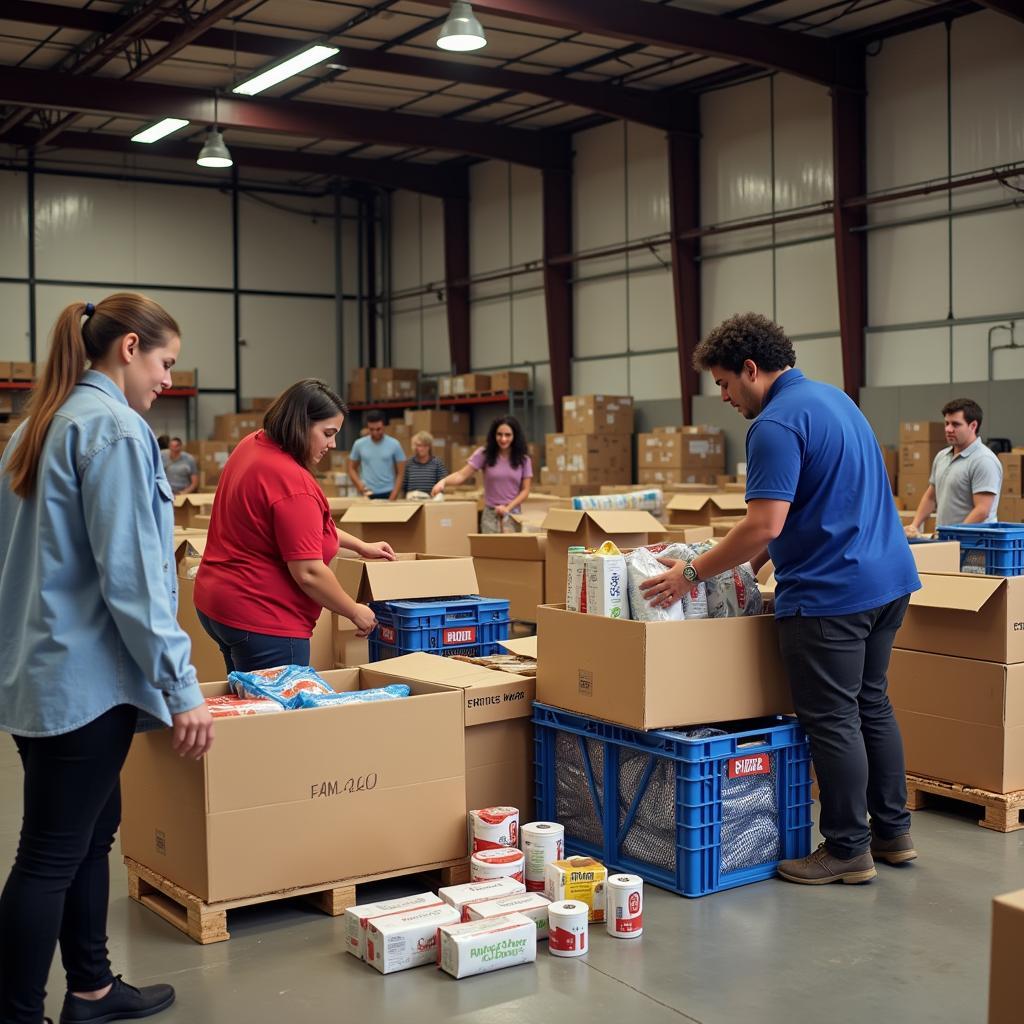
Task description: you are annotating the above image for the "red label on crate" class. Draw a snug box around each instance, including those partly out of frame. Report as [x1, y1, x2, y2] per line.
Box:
[728, 754, 771, 778]
[443, 626, 477, 645]
[379, 624, 396, 645]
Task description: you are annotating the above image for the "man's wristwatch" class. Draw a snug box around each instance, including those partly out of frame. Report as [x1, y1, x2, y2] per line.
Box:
[682, 561, 700, 584]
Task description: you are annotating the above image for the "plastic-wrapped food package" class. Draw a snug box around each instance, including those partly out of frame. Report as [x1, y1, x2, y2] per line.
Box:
[296, 683, 412, 708]
[703, 562, 763, 618]
[229, 665, 333, 709]
[657, 543, 710, 619]
[205, 695, 282, 718]
[625, 545, 683, 623]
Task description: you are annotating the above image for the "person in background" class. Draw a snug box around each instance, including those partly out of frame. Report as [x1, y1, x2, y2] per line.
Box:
[904, 398, 1002, 536]
[161, 436, 198, 495]
[156, 433, 170, 451]
[403, 431, 446, 495]
[641, 312, 920, 886]
[432, 416, 532, 533]
[347, 411, 405, 500]
[195, 380, 394, 673]
[0, 294, 213, 1024]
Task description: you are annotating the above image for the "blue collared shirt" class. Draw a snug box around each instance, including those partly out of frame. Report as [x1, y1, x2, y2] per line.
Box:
[0, 370, 203, 737]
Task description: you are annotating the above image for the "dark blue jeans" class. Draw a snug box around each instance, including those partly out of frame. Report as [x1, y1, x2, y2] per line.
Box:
[197, 610, 311, 674]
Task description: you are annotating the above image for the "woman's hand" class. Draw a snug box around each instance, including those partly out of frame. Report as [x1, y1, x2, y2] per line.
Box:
[638, 557, 688, 609]
[171, 705, 215, 759]
[351, 603, 377, 638]
[360, 540, 396, 561]
[431, 480, 446, 497]
[494, 504, 509, 517]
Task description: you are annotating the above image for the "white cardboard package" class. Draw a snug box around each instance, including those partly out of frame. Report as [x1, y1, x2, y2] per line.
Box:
[343, 892, 443, 960]
[439, 877, 527, 918]
[438, 913, 538, 979]
[465, 891, 551, 941]
[365, 904, 461, 974]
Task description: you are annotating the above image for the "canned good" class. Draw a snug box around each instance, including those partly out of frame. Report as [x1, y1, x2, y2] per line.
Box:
[605, 874, 643, 939]
[469, 806, 519, 852]
[548, 900, 589, 958]
[521, 821, 565, 892]
[471, 847, 526, 884]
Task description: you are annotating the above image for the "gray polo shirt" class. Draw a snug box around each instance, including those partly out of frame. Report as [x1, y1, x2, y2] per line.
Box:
[930, 438, 1002, 526]
[161, 450, 198, 493]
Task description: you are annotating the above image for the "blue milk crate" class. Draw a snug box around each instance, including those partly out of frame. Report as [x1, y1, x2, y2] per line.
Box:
[366, 595, 510, 662]
[367, 638, 505, 662]
[533, 704, 813, 898]
[935, 522, 1024, 576]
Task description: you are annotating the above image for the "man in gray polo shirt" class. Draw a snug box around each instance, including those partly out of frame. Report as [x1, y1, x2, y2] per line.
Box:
[161, 436, 199, 495]
[905, 398, 1002, 535]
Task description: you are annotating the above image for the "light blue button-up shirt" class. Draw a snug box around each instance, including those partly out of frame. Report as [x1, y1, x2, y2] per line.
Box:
[0, 370, 203, 737]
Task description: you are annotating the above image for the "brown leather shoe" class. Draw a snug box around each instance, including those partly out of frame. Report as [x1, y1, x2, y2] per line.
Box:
[871, 833, 917, 865]
[777, 843, 877, 885]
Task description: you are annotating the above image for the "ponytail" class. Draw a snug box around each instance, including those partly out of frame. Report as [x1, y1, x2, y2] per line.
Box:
[6, 292, 180, 499]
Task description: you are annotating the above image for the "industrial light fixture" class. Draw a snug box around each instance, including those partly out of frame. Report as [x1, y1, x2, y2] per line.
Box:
[131, 117, 190, 144]
[231, 44, 340, 96]
[436, 1, 487, 52]
[196, 127, 232, 168]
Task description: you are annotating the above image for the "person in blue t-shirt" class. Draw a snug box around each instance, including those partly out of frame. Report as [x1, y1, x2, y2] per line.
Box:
[640, 312, 921, 887]
[347, 411, 406, 501]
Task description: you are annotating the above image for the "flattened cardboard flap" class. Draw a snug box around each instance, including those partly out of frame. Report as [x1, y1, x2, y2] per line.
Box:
[341, 504, 420, 525]
[909, 573, 1004, 613]
[666, 494, 714, 512]
[499, 637, 537, 658]
[335, 554, 477, 602]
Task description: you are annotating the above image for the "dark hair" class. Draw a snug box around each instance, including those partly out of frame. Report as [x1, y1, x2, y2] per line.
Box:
[170, 436, 183, 445]
[693, 312, 796, 374]
[7, 292, 179, 498]
[156, 434, 171, 450]
[263, 379, 347, 467]
[942, 397, 983, 431]
[365, 410, 385, 425]
[484, 416, 527, 469]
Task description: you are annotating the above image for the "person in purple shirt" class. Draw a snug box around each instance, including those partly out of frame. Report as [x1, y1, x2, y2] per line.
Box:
[432, 416, 532, 532]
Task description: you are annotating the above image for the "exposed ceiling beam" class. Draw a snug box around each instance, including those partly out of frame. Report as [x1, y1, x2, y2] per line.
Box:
[414, 0, 854, 89]
[971, 0, 1024, 23]
[1, 1, 692, 132]
[7, 127, 466, 198]
[0, 65, 564, 168]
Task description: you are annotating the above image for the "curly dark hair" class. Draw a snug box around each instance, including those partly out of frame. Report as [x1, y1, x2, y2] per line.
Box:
[942, 397, 983, 430]
[484, 416, 528, 469]
[693, 313, 797, 374]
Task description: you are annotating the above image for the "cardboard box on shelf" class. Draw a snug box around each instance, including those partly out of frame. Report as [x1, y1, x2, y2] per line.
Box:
[489, 371, 531, 393]
[998, 496, 1024, 522]
[469, 533, 546, 622]
[536, 605, 790, 731]
[908, 540, 960, 572]
[370, 368, 419, 385]
[540, 466, 632, 487]
[340, 501, 478, 556]
[404, 408, 470, 438]
[441, 373, 492, 396]
[169, 369, 196, 389]
[120, 664, 467, 904]
[637, 431, 724, 469]
[10, 362, 34, 381]
[888, 649, 1024, 793]
[244, 397, 276, 413]
[666, 493, 747, 526]
[989, 889, 1024, 1024]
[899, 421, 946, 444]
[899, 442, 943, 475]
[998, 453, 1023, 497]
[896, 573, 1024, 664]
[898, 473, 932, 506]
[212, 412, 261, 443]
[545, 434, 632, 477]
[562, 395, 634, 435]
[347, 378, 369, 404]
[541, 508, 664, 604]
[184, 440, 230, 479]
[880, 445, 898, 493]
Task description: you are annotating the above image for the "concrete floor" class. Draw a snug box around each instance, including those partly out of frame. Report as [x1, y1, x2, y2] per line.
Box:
[1, 732, 1018, 1024]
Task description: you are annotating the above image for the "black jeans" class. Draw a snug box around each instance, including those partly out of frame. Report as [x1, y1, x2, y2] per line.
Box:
[777, 595, 912, 860]
[0, 703, 138, 1024]
[197, 610, 311, 675]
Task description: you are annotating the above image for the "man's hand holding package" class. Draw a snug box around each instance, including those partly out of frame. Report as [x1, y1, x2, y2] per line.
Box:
[640, 557, 688, 609]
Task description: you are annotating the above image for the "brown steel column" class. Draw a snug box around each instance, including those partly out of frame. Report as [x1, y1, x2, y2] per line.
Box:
[543, 158, 574, 431]
[365, 193, 378, 369]
[832, 49, 867, 403]
[668, 111, 701, 425]
[443, 187, 471, 374]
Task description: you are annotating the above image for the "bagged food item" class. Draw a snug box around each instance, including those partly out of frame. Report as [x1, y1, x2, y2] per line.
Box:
[228, 665, 332, 709]
[205, 695, 282, 718]
[703, 561, 762, 618]
[296, 683, 411, 709]
[565, 546, 590, 613]
[655, 542, 710, 619]
[571, 489, 662, 513]
[584, 541, 629, 619]
[625, 545, 684, 623]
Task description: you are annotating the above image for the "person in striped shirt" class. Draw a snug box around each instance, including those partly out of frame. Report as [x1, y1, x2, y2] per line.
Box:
[403, 431, 447, 495]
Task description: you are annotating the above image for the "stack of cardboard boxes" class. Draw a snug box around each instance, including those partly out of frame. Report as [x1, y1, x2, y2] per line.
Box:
[897, 420, 945, 509]
[403, 408, 472, 478]
[185, 440, 231, 490]
[998, 451, 1024, 522]
[346, 367, 423, 404]
[636, 426, 725, 487]
[541, 395, 634, 490]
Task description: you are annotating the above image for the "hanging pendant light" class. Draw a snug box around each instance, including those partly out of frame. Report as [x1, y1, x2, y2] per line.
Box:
[437, 1, 487, 52]
[196, 127, 233, 168]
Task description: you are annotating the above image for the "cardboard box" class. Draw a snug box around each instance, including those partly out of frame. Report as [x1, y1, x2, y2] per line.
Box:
[347, 378, 369, 404]
[404, 408, 470, 438]
[998, 495, 1024, 522]
[340, 501, 478, 556]
[344, 891, 443, 960]
[562, 395, 634, 435]
[989, 889, 1024, 1024]
[899, 442, 942, 475]
[888, 649, 1024, 793]
[545, 434, 632, 477]
[898, 510, 936, 535]
[535, 604, 791, 730]
[121, 663, 468, 903]
[666, 493, 747, 526]
[638, 431, 724, 469]
[173, 493, 217, 528]
[184, 440, 230, 478]
[880, 445, 898, 493]
[370, 367, 418, 385]
[367, 903, 462, 974]
[489, 371, 531, 393]
[441, 373, 491, 396]
[998, 453, 1022, 497]
[10, 361, 34, 381]
[0, 361, 11, 379]
[212, 412, 261, 443]
[469, 533, 546, 622]
[648, 525, 715, 545]
[638, 468, 718, 487]
[908, 540, 960, 572]
[898, 473, 932, 506]
[899, 420, 946, 444]
[541, 508, 663, 605]
[896, 573, 1024, 663]
[170, 369, 196, 389]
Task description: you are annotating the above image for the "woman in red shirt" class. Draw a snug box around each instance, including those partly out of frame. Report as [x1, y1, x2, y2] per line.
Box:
[195, 379, 393, 671]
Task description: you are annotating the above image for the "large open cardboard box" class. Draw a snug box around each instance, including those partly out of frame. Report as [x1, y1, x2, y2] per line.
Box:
[121, 665, 467, 903]
[896, 573, 1024, 663]
[173, 493, 217, 528]
[541, 508, 663, 605]
[989, 889, 1024, 1024]
[469, 533, 546, 622]
[666, 493, 747, 526]
[535, 604, 791, 730]
[889, 649, 1024, 793]
[340, 500, 478, 556]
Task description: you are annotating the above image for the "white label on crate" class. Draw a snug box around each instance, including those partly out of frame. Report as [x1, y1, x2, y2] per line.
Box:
[728, 754, 771, 779]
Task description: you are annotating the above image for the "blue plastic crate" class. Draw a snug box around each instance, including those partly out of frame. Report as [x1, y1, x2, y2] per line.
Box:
[368, 638, 505, 663]
[935, 522, 1024, 576]
[369, 595, 510, 653]
[533, 703, 813, 898]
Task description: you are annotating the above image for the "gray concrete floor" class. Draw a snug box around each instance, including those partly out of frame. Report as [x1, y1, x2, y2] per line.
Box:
[1, 732, 1018, 1024]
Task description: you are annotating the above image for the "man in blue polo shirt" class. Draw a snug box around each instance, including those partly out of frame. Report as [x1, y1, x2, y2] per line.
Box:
[641, 312, 920, 885]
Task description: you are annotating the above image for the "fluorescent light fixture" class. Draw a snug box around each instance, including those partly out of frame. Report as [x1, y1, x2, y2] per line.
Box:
[131, 118, 190, 144]
[196, 128, 233, 168]
[437, 1, 487, 52]
[231, 44, 340, 96]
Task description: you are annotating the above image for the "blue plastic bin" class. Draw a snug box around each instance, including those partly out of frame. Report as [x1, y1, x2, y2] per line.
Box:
[367, 595, 510, 662]
[533, 703, 813, 897]
[935, 522, 1024, 576]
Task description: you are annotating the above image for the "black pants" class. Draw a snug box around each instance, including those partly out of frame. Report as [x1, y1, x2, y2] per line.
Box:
[777, 595, 912, 860]
[0, 704, 138, 1024]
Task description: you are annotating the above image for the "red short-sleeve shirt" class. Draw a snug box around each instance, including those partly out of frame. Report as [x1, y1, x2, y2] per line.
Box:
[194, 431, 340, 637]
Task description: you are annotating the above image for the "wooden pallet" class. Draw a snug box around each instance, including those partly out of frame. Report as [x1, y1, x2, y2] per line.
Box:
[905, 774, 1024, 833]
[124, 856, 470, 944]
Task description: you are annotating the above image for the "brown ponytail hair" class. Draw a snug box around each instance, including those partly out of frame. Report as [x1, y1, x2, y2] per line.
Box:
[6, 292, 180, 498]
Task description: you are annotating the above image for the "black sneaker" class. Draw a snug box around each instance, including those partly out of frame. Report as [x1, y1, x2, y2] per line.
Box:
[59, 976, 175, 1024]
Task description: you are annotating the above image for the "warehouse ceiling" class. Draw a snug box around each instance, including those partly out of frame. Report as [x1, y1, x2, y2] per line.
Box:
[0, 0, 1002, 191]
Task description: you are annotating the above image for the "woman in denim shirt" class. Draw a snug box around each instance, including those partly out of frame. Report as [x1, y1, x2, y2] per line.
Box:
[0, 294, 214, 1024]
